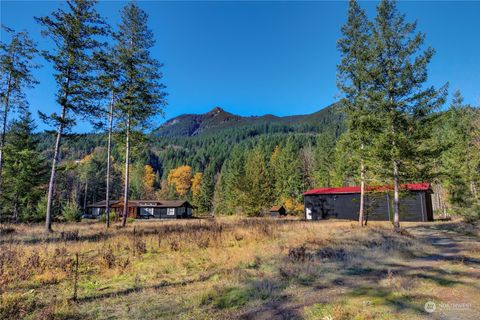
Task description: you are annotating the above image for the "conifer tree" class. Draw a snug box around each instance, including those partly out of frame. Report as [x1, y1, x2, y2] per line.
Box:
[95, 48, 119, 227]
[337, 0, 374, 226]
[240, 147, 271, 216]
[197, 165, 215, 213]
[221, 146, 246, 214]
[0, 26, 39, 202]
[114, 2, 167, 226]
[439, 91, 479, 211]
[313, 132, 336, 187]
[270, 138, 303, 205]
[36, 0, 108, 232]
[1, 111, 47, 222]
[369, 0, 447, 230]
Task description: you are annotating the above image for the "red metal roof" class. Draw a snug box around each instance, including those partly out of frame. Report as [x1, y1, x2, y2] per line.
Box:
[303, 183, 431, 195]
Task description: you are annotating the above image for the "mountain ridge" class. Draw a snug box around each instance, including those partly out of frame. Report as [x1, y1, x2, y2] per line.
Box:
[154, 103, 342, 137]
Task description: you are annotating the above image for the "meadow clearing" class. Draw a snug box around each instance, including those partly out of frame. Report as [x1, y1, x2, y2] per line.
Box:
[0, 217, 479, 320]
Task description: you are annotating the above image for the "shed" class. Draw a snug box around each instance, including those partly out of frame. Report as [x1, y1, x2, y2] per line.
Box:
[87, 199, 195, 220]
[269, 205, 286, 217]
[303, 183, 433, 222]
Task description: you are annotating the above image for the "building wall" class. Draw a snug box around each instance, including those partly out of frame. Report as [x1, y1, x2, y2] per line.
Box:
[304, 191, 432, 222]
[137, 205, 193, 219]
[89, 204, 194, 219]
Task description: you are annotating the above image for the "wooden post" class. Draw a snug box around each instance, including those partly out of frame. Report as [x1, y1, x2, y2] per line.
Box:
[73, 252, 79, 301]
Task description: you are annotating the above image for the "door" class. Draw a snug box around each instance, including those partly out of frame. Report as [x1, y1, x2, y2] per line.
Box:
[306, 207, 312, 220]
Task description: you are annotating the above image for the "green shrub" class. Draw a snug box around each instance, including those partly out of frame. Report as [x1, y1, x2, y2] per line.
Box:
[202, 287, 249, 309]
[99, 211, 116, 222]
[463, 201, 480, 224]
[62, 201, 81, 222]
[29, 195, 49, 222]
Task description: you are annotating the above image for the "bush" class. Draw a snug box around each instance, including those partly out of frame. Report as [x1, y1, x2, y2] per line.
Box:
[26, 195, 49, 223]
[99, 211, 116, 223]
[62, 201, 81, 222]
[463, 202, 480, 224]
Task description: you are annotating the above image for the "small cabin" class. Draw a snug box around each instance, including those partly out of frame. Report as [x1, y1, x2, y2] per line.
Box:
[303, 183, 433, 222]
[269, 205, 286, 217]
[87, 200, 195, 220]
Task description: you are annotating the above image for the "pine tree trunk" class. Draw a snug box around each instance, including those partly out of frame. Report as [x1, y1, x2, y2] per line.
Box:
[45, 106, 66, 232]
[359, 143, 365, 227]
[393, 159, 400, 231]
[121, 116, 130, 227]
[0, 72, 12, 208]
[83, 181, 88, 212]
[13, 196, 18, 223]
[359, 160, 366, 227]
[391, 114, 401, 231]
[45, 71, 70, 233]
[105, 91, 114, 228]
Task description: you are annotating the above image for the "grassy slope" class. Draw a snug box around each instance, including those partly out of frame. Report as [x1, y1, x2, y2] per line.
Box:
[1, 218, 479, 320]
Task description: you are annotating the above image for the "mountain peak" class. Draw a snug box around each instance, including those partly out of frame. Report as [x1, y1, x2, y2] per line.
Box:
[208, 106, 225, 115]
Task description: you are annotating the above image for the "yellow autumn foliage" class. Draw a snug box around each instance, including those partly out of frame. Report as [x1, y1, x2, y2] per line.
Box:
[191, 172, 203, 197]
[143, 165, 155, 197]
[283, 197, 304, 213]
[168, 165, 193, 197]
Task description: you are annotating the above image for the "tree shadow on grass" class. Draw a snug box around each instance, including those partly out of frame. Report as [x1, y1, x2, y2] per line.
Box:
[74, 269, 220, 303]
[233, 226, 480, 319]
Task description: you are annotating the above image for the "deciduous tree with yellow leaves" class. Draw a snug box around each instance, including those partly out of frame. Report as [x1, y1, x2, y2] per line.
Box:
[168, 165, 193, 197]
[143, 165, 155, 199]
[191, 171, 203, 202]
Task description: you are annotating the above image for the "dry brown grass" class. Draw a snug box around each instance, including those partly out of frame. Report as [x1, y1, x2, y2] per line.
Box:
[1, 217, 479, 319]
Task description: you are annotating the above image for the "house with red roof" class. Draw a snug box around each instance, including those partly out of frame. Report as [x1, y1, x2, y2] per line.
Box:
[303, 183, 433, 222]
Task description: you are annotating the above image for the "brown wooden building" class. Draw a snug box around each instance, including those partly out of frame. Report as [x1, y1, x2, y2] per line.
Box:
[87, 200, 195, 220]
[268, 205, 286, 217]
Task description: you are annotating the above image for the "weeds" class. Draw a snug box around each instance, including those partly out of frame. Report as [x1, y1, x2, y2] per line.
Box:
[288, 245, 313, 262]
[0, 218, 478, 319]
[102, 247, 116, 268]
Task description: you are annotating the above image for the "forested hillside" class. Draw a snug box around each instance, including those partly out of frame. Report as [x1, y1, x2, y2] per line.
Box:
[26, 103, 344, 217]
[9, 97, 479, 222]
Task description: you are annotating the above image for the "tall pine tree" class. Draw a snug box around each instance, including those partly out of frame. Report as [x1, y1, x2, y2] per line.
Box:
[0, 26, 39, 204]
[1, 111, 47, 222]
[197, 165, 215, 213]
[369, 0, 447, 230]
[239, 147, 272, 216]
[114, 2, 167, 226]
[337, 0, 375, 226]
[36, 0, 108, 232]
[94, 47, 120, 227]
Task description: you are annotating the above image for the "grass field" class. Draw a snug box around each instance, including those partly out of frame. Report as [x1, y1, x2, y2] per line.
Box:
[1, 217, 479, 319]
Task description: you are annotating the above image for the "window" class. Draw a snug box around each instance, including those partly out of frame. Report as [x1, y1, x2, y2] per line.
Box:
[140, 207, 154, 216]
[167, 208, 175, 216]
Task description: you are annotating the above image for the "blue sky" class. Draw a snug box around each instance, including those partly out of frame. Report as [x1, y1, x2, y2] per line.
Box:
[1, 1, 479, 133]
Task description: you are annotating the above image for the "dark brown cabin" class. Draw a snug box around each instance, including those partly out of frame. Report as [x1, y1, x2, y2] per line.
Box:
[87, 200, 195, 220]
[269, 205, 286, 217]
